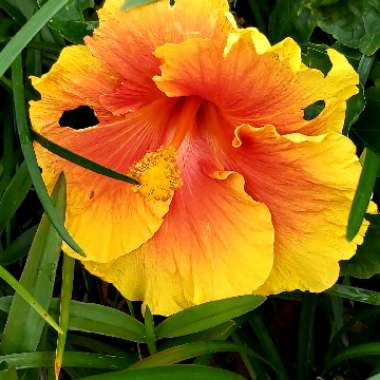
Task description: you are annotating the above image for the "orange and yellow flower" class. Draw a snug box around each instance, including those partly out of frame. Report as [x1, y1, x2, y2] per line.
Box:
[30, 0, 372, 315]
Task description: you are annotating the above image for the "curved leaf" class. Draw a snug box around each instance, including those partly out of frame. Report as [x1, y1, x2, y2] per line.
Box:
[129, 342, 243, 369]
[327, 284, 380, 305]
[78, 365, 246, 380]
[0, 351, 132, 370]
[324, 342, 380, 374]
[0, 175, 66, 354]
[0, 160, 31, 234]
[156, 295, 265, 339]
[0, 0, 69, 77]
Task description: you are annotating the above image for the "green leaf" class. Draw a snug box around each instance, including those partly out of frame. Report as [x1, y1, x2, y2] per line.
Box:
[55, 255, 75, 379]
[144, 307, 157, 354]
[0, 225, 37, 266]
[368, 374, 380, 380]
[303, 100, 325, 121]
[160, 321, 236, 349]
[296, 295, 317, 380]
[301, 43, 332, 75]
[0, 0, 27, 24]
[0, 161, 31, 234]
[78, 365, 246, 380]
[12, 54, 84, 255]
[311, 0, 380, 55]
[346, 148, 380, 241]
[326, 284, 380, 305]
[268, 0, 316, 43]
[123, 0, 160, 11]
[0, 365, 18, 380]
[324, 342, 380, 374]
[6, 0, 36, 18]
[0, 296, 147, 343]
[155, 295, 265, 339]
[351, 86, 380, 153]
[0, 351, 132, 371]
[67, 301, 147, 343]
[0, 175, 66, 353]
[342, 215, 380, 278]
[249, 313, 288, 380]
[343, 85, 366, 135]
[0, 265, 61, 339]
[129, 342, 245, 369]
[0, 116, 17, 196]
[38, 0, 98, 43]
[33, 132, 139, 186]
[247, 0, 266, 33]
[0, 0, 70, 78]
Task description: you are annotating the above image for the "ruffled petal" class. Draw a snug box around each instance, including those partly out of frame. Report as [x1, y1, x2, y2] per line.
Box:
[85, 135, 274, 315]
[228, 125, 372, 294]
[86, 0, 235, 113]
[154, 28, 358, 135]
[29, 45, 120, 132]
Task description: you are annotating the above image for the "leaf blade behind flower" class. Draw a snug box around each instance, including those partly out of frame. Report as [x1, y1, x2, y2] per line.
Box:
[78, 365, 247, 380]
[32, 131, 139, 186]
[155, 295, 266, 339]
[12, 54, 84, 255]
[0, 0, 70, 78]
[0, 175, 66, 354]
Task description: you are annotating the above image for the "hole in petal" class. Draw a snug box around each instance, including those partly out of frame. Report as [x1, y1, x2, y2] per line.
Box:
[59, 105, 99, 129]
[303, 100, 325, 121]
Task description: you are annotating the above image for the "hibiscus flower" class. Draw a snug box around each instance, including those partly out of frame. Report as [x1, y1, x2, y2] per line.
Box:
[30, 0, 370, 315]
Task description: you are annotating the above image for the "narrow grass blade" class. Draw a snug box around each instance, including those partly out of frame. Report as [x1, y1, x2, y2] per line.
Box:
[347, 148, 380, 241]
[0, 296, 146, 343]
[129, 342, 242, 369]
[0, 225, 37, 266]
[327, 284, 380, 305]
[296, 295, 317, 380]
[11, 54, 84, 255]
[160, 321, 236, 350]
[0, 115, 16, 196]
[68, 335, 129, 356]
[0, 0, 69, 78]
[33, 132, 138, 186]
[144, 307, 157, 355]
[0, 352, 132, 371]
[324, 342, 380, 374]
[79, 365, 246, 380]
[0, 161, 31, 234]
[250, 312, 288, 380]
[0, 265, 61, 335]
[67, 301, 146, 342]
[232, 333, 260, 380]
[1, 175, 66, 353]
[55, 255, 75, 380]
[156, 295, 265, 339]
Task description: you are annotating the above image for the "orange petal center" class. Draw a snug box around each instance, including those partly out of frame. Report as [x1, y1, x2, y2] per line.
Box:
[129, 97, 204, 201]
[170, 96, 202, 149]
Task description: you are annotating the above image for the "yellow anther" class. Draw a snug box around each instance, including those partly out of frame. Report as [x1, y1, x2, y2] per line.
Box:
[129, 146, 182, 201]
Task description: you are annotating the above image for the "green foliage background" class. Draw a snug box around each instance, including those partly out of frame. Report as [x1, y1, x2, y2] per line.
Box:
[0, 0, 380, 379]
